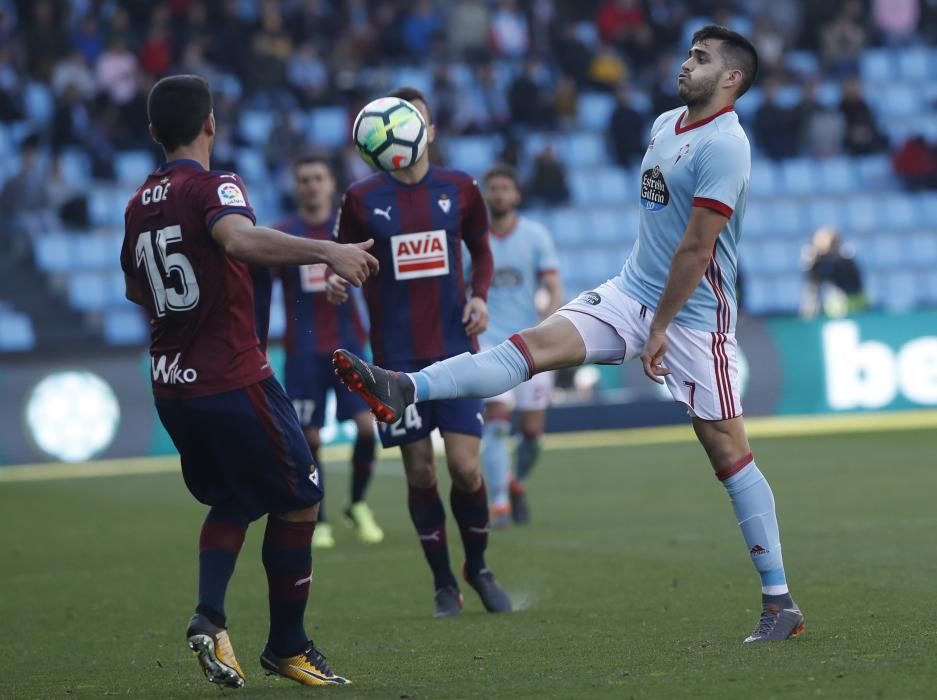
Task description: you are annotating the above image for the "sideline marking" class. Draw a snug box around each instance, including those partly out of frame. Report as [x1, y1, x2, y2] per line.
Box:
[2, 409, 936, 484]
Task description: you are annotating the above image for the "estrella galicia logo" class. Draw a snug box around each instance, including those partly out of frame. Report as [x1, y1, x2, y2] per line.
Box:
[581, 291, 601, 306]
[640, 165, 669, 211]
[493, 267, 523, 287]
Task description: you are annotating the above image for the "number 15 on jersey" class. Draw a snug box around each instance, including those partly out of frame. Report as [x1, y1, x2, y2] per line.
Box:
[135, 224, 200, 317]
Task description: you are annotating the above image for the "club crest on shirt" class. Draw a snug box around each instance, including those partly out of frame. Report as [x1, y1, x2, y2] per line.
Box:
[437, 193, 451, 214]
[217, 182, 246, 206]
[674, 143, 691, 165]
[640, 165, 670, 211]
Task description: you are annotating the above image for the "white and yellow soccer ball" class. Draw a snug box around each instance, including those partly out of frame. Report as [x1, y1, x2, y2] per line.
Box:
[352, 97, 427, 171]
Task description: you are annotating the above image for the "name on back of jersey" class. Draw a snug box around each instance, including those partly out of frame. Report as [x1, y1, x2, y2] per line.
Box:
[391, 230, 449, 280]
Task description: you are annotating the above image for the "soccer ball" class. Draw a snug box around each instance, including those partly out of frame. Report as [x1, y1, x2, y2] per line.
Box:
[353, 97, 427, 171]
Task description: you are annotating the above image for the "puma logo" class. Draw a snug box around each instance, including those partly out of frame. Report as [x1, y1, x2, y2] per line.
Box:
[373, 205, 392, 221]
[418, 530, 441, 542]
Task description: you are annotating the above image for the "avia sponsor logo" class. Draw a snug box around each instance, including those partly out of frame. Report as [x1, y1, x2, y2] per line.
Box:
[640, 165, 669, 211]
[823, 319, 937, 409]
[391, 229, 450, 281]
[151, 353, 198, 385]
[749, 544, 768, 555]
[299, 263, 328, 292]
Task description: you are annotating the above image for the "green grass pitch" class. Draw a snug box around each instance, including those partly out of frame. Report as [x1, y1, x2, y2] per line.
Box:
[1, 426, 935, 699]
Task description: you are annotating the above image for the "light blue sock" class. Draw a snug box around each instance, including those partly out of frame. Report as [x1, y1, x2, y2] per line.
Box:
[720, 460, 789, 595]
[408, 338, 531, 402]
[481, 420, 511, 509]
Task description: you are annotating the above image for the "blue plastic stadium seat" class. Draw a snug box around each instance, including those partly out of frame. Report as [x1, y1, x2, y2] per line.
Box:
[778, 158, 816, 195]
[103, 307, 148, 346]
[748, 159, 775, 198]
[818, 158, 857, 194]
[881, 193, 919, 229]
[806, 199, 842, 231]
[34, 233, 74, 272]
[239, 110, 275, 146]
[909, 231, 937, 265]
[267, 279, 285, 340]
[896, 47, 931, 82]
[774, 85, 803, 110]
[447, 136, 497, 177]
[925, 271, 937, 304]
[870, 233, 904, 269]
[784, 50, 819, 78]
[114, 150, 156, 187]
[816, 81, 841, 109]
[767, 199, 807, 236]
[0, 310, 36, 351]
[918, 192, 937, 223]
[577, 92, 616, 132]
[569, 170, 594, 205]
[89, 186, 126, 227]
[58, 149, 92, 184]
[68, 272, 109, 311]
[307, 107, 348, 148]
[595, 166, 629, 205]
[882, 271, 919, 311]
[24, 81, 54, 125]
[562, 132, 606, 168]
[860, 49, 893, 83]
[390, 66, 432, 97]
[551, 208, 586, 246]
[846, 195, 880, 232]
[875, 84, 920, 120]
[855, 154, 892, 189]
[74, 233, 120, 269]
[235, 147, 267, 182]
[589, 208, 628, 245]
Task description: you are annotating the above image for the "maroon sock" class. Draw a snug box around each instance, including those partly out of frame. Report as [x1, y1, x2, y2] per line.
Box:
[262, 517, 314, 657]
[450, 480, 489, 578]
[407, 482, 457, 590]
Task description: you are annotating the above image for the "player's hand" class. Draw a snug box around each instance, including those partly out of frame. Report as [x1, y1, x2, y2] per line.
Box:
[463, 296, 488, 336]
[641, 328, 671, 384]
[328, 239, 379, 286]
[325, 274, 349, 304]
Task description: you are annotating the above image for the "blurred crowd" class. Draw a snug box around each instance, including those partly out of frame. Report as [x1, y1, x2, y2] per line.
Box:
[2, 0, 937, 235]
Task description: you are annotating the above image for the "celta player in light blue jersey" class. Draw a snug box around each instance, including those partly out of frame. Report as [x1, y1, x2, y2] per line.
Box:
[334, 25, 806, 644]
[478, 165, 564, 528]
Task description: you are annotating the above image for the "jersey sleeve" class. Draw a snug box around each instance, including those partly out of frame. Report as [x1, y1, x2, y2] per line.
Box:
[335, 191, 367, 244]
[199, 173, 256, 232]
[461, 177, 493, 300]
[692, 132, 750, 218]
[535, 222, 560, 275]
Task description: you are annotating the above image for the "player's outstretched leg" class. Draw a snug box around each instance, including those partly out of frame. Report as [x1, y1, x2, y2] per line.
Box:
[188, 503, 249, 687]
[344, 414, 384, 543]
[333, 334, 535, 423]
[481, 409, 513, 528]
[259, 511, 350, 685]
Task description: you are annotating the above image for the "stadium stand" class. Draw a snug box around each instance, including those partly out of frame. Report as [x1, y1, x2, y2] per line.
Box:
[1, 1, 935, 352]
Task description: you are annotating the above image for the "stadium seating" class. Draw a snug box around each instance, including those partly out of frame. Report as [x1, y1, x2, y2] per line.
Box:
[7, 44, 937, 352]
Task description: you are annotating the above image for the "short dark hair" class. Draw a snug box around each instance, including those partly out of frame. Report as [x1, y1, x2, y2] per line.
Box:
[147, 75, 213, 152]
[483, 163, 520, 188]
[388, 86, 432, 122]
[691, 25, 758, 97]
[292, 153, 333, 175]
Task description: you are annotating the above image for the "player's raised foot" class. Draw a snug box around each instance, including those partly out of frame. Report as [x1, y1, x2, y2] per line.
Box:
[743, 597, 805, 643]
[260, 641, 350, 686]
[490, 503, 512, 529]
[332, 349, 413, 424]
[344, 502, 384, 544]
[433, 585, 464, 618]
[509, 481, 530, 525]
[311, 522, 335, 549]
[464, 566, 513, 613]
[186, 613, 246, 689]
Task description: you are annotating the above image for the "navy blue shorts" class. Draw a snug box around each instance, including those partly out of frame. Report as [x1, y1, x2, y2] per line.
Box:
[285, 351, 368, 428]
[377, 359, 483, 448]
[155, 376, 322, 521]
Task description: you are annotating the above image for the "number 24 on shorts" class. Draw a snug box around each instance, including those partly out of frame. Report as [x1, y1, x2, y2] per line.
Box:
[382, 404, 423, 437]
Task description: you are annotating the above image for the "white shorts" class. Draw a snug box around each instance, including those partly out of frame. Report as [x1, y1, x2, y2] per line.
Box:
[556, 281, 742, 421]
[484, 371, 555, 412]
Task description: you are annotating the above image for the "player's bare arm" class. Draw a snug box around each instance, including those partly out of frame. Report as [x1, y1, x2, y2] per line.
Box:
[641, 206, 728, 383]
[211, 214, 379, 286]
[540, 271, 565, 316]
